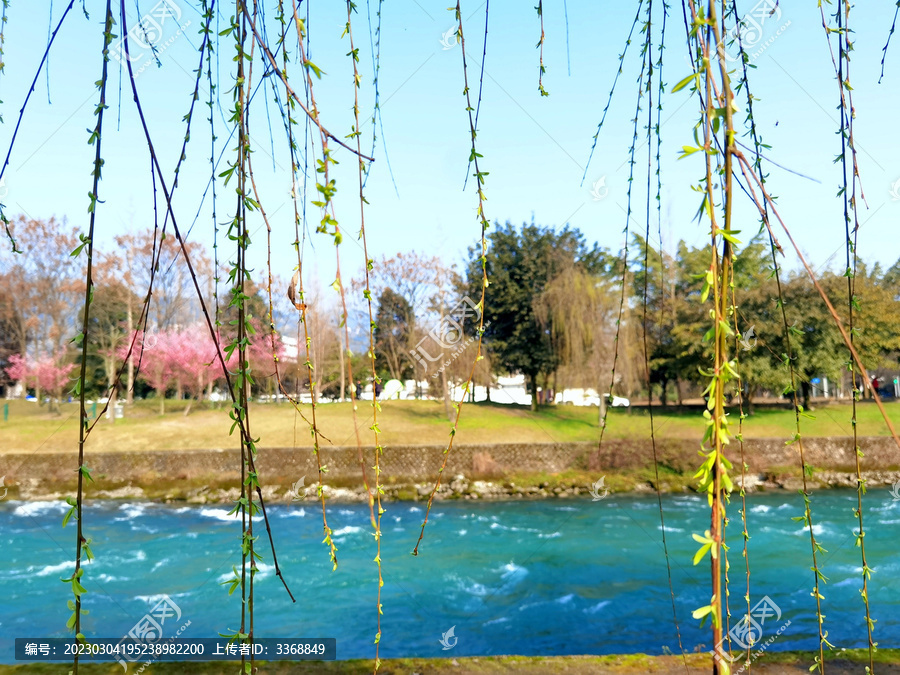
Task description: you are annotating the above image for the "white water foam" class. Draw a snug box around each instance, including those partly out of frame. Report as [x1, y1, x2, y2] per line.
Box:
[498, 562, 528, 584]
[198, 507, 237, 521]
[448, 573, 488, 597]
[12, 501, 67, 517]
[793, 523, 826, 536]
[489, 522, 539, 534]
[255, 563, 276, 580]
[115, 503, 147, 521]
[332, 525, 363, 536]
[584, 600, 611, 614]
[34, 561, 77, 577]
[98, 573, 127, 583]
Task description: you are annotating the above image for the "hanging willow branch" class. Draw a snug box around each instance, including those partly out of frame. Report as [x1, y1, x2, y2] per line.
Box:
[342, 0, 387, 669]
[233, 7, 257, 670]
[591, 0, 651, 452]
[83, 0, 219, 433]
[728, 270, 754, 672]
[678, 2, 743, 670]
[240, 3, 374, 162]
[413, 0, 490, 556]
[727, 1, 768, 668]
[637, 1, 688, 669]
[69, 4, 112, 672]
[820, 0, 876, 669]
[582, 0, 645, 184]
[0, 0, 77, 253]
[535, 0, 548, 96]
[276, 1, 379, 573]
[117, 0, 294, 610]
[880, 2, 899, 83]
[273, 2, 342, 567]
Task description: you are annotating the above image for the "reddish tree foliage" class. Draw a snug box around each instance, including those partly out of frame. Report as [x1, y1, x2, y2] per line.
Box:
[119, 323, 284, 413]
[168, 325, 227, 414]
[120, 330, 176, 414]
[5, 352, 77, 411]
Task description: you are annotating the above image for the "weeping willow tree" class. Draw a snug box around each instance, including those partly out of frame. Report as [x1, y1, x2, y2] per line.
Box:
[534, 263, 642, 421]
[1, 1, 899, 674]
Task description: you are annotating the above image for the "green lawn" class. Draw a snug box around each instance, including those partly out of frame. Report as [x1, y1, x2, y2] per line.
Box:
[1, 397, 898, 454]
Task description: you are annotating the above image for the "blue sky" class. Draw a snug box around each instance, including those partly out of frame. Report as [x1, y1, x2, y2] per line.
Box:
[1, 0, 898, 292]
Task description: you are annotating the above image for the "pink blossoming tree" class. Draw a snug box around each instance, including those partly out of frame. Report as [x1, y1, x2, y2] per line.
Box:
[119, 322, 285, 414]
[5, 352, 77, 413]
[120, 330, 176, 414]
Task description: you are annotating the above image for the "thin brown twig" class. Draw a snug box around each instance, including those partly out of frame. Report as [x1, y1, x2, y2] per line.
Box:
[735, 150, 900, 450]
[0, 0, 77, 253]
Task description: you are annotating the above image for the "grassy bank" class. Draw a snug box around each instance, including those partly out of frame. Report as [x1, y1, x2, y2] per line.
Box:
[3, 398, 899, 454]
[1, 650, 897, 674]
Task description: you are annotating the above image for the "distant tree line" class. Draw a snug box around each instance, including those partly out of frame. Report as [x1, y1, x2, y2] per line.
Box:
[0, 216, 342, 412]
[448, 222, 900, 412]
[631, 234, 900, 411]
[4, 216, 900, 416]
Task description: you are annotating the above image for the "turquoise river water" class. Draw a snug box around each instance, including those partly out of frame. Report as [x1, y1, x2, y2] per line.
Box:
[1, 489, 900, 662]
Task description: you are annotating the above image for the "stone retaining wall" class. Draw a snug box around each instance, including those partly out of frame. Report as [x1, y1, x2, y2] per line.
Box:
[3, 437, 899, 488]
